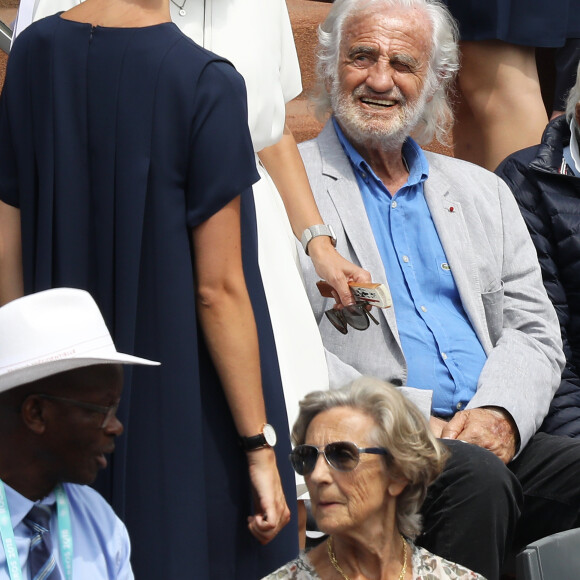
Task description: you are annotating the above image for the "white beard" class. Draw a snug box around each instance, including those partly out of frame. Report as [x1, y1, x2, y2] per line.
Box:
[331, 80, 428, 151]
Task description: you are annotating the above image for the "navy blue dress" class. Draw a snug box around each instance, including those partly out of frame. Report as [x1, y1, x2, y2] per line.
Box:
[0, 15, 298, 579]
[443, 0, 580, 47]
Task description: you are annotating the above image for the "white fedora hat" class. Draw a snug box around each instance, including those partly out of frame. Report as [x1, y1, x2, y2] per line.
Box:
[0, 288, 160, 393]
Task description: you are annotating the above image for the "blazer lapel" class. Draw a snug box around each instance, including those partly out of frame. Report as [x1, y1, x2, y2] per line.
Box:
[317, 123, 401, 340]
[424, 169, 492, 352]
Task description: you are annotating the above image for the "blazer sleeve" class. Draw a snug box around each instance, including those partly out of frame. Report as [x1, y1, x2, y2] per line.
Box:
[465, 171, 565, 449]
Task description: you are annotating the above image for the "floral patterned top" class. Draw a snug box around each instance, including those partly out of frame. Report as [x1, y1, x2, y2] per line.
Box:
[262, 542, 487, 579]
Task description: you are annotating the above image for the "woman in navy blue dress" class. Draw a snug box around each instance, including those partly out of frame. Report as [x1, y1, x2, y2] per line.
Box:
[442, 0, 580, 171]
[0, 0, 297, 577]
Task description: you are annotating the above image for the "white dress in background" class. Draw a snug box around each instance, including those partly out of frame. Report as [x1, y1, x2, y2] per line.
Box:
[15, 0, 329, 437]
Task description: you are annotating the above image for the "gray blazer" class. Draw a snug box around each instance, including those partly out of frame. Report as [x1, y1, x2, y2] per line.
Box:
[298, 121, 564, 449]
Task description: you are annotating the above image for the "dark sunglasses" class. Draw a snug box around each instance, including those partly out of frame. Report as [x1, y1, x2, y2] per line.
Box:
[324, 303, 379, 334]
[289, 441, 389, 476]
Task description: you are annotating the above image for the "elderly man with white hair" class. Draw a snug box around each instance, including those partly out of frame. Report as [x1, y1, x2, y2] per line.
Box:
[296, 0, 580, 578]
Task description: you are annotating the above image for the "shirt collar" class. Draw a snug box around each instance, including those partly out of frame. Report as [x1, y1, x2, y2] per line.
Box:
[332, 117, 429, 190]
[3, 482, 56, 529]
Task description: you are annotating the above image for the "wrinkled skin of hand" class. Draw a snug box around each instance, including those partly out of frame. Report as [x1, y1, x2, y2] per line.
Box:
[440, 407, 519, 464]
[246, 447, 291, 544]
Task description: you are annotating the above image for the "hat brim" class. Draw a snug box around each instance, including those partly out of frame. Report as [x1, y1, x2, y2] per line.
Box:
[0, 353, 160, 393]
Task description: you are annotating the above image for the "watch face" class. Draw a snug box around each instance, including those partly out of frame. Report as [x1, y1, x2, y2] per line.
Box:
[263, 423, 277, 447]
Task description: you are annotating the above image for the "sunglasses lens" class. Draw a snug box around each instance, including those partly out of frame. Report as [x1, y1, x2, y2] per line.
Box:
[342, 304, 370, 331]
[290, 445, 319, 476]
[325, 309, 348, 334]
[325, 441, 360, 471]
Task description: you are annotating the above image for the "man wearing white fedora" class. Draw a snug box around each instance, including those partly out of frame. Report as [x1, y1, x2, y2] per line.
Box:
[0, 287, 159, 580]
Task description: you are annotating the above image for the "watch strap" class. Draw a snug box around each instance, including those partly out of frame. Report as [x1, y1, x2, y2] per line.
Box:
[239, 423, 277, 451]
[239, 432, 268, 451]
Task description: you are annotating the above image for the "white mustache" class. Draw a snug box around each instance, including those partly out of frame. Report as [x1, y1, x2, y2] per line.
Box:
[353, 86, 407, 106]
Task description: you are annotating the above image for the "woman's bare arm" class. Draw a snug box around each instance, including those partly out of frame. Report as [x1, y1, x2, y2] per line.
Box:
[257, 121, 371, 305]
[191, 196, 290, 544]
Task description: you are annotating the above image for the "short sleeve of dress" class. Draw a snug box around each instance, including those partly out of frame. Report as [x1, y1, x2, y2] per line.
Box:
[278, 0, 303, 105]
[185, 59, 259, 229]
[204, 0, 303, 151]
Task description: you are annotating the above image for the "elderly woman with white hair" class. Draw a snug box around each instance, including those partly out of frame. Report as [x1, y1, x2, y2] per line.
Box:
[264, 378, 485, 579]
[496, 59, 580, 439]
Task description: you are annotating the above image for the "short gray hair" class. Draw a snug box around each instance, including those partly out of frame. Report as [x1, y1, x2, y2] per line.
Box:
[565, 60, 580, 124]
[313, 0, 459, 144]
[293, 377, 447, 538]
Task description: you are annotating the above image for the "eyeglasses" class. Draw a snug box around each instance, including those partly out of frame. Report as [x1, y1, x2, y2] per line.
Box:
[36, 394, 120, 429]
[289, 441, 389, 476]
[324, 303, 379, 334]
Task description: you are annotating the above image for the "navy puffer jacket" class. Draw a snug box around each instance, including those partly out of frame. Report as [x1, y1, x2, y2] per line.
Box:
[496, 115, 580, 437]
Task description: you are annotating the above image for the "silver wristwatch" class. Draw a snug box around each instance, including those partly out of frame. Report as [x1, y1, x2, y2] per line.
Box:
[301, 224, 337, 256]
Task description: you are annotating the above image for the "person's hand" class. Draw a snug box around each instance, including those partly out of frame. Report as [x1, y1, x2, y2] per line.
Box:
[307, 237, 371, 306]
[440, 407, 519, 464]
[246, 447, 291, 544]
[429, 415, 448, 438]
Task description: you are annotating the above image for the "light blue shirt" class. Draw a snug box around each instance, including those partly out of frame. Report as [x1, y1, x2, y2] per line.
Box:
[0, 483, 133, 580]
[333, 119, 486, 416]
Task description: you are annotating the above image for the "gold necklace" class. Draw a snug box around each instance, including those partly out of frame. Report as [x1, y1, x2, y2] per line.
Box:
[327, 534, 408, 580]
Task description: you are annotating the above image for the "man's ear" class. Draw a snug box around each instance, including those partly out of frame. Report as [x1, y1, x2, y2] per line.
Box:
[20, 395, 48, 435]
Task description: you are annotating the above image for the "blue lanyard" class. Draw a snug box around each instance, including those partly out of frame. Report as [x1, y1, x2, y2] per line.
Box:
[55, 486, 73, 580]
[0, 481, 22, 580]
[0, 481, 73, 580]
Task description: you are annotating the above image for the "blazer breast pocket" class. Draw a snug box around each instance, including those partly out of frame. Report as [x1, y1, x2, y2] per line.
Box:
[481, 281, 504, 346]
